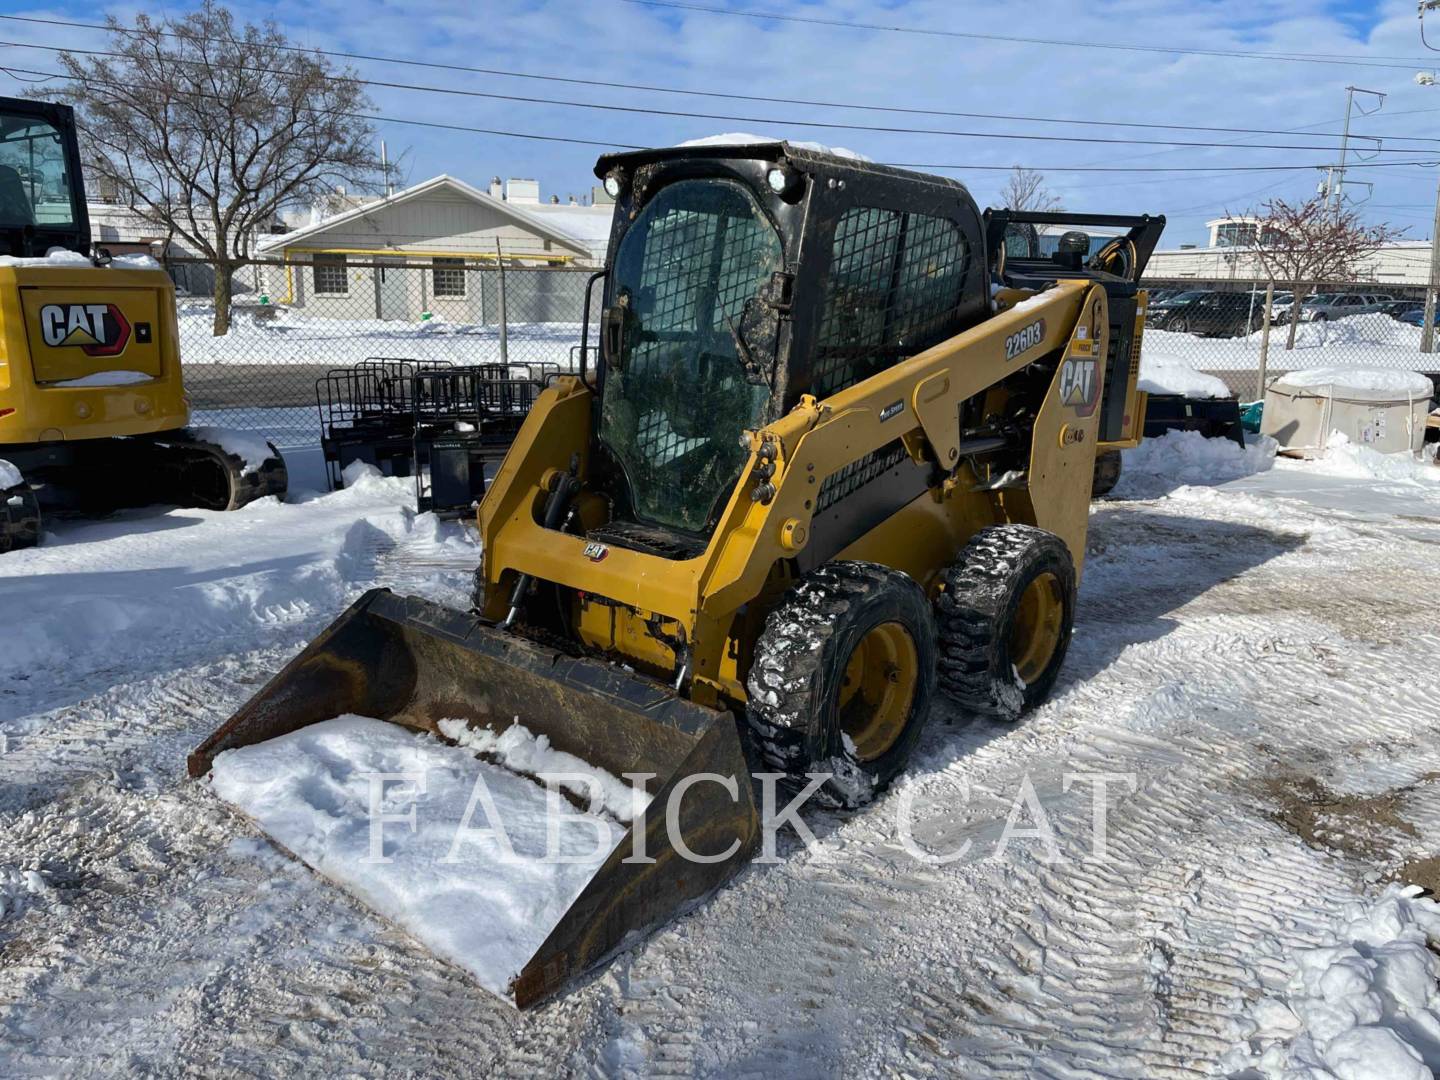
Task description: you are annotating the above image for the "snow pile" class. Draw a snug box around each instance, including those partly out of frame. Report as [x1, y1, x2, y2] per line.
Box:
[437, 718, 649, 823]
[210, 715, 633, 999]
[187, 426, 275, 472]
[676, 132, 872, 161]
[1292, 431, 1440, 485]
[1143, 313, 1435, 373]
[1119, 429, 1276, 493]
[1275, 367, 1434, 398]
[0, 866, 50, 920]
[0, 458, 22, 490]
[1222, 885, 1440, 1080]
[49, 370, 153, 388]
[1138, 352, 1230, 398]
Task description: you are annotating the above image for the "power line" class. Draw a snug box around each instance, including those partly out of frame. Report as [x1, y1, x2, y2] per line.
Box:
[5, 62, 1437, 178]
[0, 12, 1437, 147]
[0, 65, 646, 151]
[6, 38, 1437, 156]
[625, 0, 1440, 72]
[898, 160, 1440, 173]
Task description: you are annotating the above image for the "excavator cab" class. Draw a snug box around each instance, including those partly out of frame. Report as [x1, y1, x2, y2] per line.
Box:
[0, 95, 286, 553]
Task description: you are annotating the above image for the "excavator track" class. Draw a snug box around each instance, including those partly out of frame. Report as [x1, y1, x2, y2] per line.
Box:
[1, 473, 41, 553]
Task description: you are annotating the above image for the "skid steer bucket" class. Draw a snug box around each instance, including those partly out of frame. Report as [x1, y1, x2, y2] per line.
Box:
[189, 589, 760, 1007]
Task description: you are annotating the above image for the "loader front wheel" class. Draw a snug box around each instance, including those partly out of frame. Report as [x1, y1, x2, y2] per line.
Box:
[746, 561, 937, 809]
[937, 525, 1075, 721]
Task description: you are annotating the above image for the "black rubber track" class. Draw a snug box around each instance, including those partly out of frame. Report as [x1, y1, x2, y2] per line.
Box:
[0, 479, 40, 553]
[935, 525, 1076, 721]
[745, 560, 937, 809]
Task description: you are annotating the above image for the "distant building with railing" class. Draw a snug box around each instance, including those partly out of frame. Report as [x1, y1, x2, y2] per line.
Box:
[1146, 214, 1435, 287]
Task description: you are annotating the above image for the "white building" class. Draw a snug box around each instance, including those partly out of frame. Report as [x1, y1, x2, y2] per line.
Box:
[1146, 215, 1435, 287]
[253, 175, 614, 322]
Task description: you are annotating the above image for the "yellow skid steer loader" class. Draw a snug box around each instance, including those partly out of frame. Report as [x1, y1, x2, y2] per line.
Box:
[191, 142, 1159, 1006]
[0, 96, 286, 552]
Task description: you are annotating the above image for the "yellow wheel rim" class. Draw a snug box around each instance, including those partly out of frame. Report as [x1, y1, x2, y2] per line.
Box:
[837, 621, 919, 762]
[1008, 572, 1065, 686]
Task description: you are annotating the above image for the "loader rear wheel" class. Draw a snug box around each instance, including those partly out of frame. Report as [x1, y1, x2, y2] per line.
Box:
[936, 525, 1075, 721]
[1, 480, 40, 553]
[746, 561, 937, 809]
[1092, 449, 1123, 497]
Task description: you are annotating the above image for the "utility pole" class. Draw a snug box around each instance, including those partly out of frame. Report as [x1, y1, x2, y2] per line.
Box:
[1424, 174, 1440, 354]
[1324, 86, 1385, 218]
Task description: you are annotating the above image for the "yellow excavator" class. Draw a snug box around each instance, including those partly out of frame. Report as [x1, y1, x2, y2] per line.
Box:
[191, 142, 1157, 1006]
[0, 96, 285, 552]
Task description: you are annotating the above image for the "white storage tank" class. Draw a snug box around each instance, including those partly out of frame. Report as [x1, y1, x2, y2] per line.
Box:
[1262, 367, 1435, 457]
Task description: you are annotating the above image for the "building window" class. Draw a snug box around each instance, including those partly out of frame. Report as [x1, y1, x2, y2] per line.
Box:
[1216, 222, 1258, 248]
[312, 253, 347, 294]
[432, 257, 466, 298]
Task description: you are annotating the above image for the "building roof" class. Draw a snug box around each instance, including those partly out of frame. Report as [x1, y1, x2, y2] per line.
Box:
[255, 174, 597, 258]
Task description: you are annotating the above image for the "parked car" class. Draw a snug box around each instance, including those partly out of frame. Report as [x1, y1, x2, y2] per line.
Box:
[1381, 300, 1425, 320]
[1294, 292, 1394, 322]
[1156, 291, 1272, 337]
[1399, 307, 1440, 328]
[1148, 290, 1219, 329]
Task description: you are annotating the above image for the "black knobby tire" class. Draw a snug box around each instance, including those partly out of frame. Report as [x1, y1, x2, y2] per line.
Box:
[1091, 449, 1123, 498]
[936, 525, 1076, 720]
[745, 561, 937, 809]
[1, 481, 41, 553]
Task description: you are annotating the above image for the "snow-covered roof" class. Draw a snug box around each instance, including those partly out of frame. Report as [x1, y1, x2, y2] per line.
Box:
[255, 174, 596, 259]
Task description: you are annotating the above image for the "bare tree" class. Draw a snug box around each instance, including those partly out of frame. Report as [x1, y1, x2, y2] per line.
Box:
[1246, 197, 1404, 349]
[1000, 167, 1064, 213]
[40, 2, 376, 334]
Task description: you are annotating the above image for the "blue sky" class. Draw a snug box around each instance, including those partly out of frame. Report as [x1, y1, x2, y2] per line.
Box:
[4, 0, 1440, 247]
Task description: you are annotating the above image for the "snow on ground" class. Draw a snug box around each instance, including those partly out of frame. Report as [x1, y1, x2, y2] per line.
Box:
[5, 438, 1440, 1076]
[1145, 313, 1440, 373]
[211, 715, 630, 1001]
[1117, 428, 1277, 497]
[177, 301, 584, 369]
[1221, 885, 1440, 1079]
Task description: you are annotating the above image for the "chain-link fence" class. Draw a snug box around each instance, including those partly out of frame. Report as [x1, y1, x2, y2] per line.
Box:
[167, 258, 599, 447]
[1141, 279, 1440, 402]
[167, 260, 1440, 448]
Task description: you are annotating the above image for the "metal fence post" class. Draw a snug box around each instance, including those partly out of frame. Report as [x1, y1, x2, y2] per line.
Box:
[1257, 281, 1274, 401]
[1424, 173, 1440, 354]
[496, 240, 510, 366]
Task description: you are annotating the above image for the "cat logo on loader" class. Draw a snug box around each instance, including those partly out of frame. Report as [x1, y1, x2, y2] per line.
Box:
[38, 301, 132, 357]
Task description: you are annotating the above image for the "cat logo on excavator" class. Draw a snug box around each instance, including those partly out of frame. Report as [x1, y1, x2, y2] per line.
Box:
[38, 302, 132, 357]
